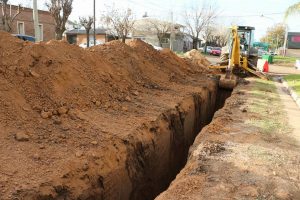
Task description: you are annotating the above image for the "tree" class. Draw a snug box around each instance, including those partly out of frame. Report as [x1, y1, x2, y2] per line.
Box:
[79, 16, 94, 47]
[102, 6, 134, 43]
[184, 2, 217, 49]
[134, 18, 171, 47]
[285, 2, 300, 18]
[0, 0, 22, 32]
[46, 0, 73, 40]
[148, 19, 171, 47]
[260, 23, 286, 49]
[202, 25, 214, 52]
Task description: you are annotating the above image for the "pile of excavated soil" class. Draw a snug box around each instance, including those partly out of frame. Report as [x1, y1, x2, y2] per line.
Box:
[0, 31, 216, 199]
[183, 49, 211, 70]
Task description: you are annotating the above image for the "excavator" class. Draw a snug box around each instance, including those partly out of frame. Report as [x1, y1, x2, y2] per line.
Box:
[209, 26, 268, 89]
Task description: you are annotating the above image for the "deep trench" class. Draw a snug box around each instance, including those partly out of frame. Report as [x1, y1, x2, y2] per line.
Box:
[19, 81, 233, 200]
[127, 86, 233, 200]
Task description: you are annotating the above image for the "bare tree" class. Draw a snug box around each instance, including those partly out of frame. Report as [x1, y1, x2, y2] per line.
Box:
[184, 2, 217, 49]
[79, 16, 94, 47]
[134, 18, 171, 47]
[216, 27, 228, 47]
[0, 0, 22, 32]
[102, 6, 134, 43]
[46, 0, 73, 40]
[147, 19, 171, 47]
[202, 25, 214, 52]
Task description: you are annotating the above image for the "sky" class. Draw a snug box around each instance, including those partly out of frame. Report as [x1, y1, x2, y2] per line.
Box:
[10, 0, 300, 41]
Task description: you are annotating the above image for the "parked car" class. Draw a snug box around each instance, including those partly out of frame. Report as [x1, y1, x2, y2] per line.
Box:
[211, 47, 222, 56]
[269, 51, 278, 56]
[13, 34, 35, 42]
[150, 43, 163, 51]
[199, 47, 204, 52]
[258, 49, 268, 57]
[206, 46, 212, 54]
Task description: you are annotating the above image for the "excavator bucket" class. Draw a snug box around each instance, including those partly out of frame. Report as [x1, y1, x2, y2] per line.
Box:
[219, 78, 237, 90]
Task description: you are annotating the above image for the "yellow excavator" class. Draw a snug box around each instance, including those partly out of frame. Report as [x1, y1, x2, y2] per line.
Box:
[210, 26, 268, 89]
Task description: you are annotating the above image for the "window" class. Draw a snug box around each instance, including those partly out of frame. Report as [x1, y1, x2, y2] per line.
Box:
[161, 38, 169, 44]
[17, 22, 25, 35]
[38, 24, 43, 41]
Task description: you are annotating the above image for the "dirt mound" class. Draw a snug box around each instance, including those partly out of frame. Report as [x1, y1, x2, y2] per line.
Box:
[184, 49, 211, 66]
[0, 33, 216, 199]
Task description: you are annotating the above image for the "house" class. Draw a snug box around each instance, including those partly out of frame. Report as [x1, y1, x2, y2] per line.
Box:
[132, 18, 193, 52]
[65, 28, 112, 46]
[0, 4, 55, 41]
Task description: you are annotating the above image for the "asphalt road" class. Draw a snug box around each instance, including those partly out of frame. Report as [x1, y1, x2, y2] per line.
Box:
[205, 54, 220, 65]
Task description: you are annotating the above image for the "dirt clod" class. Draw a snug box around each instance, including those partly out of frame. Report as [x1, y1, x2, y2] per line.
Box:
[57, 106, 68, 115]
[91, 141, 98, 145]
[41, 110, 52, 119]
[14, 131, 30, 142]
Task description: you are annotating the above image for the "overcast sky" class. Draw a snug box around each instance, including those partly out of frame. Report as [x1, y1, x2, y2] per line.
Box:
[10, 0, 300, 41]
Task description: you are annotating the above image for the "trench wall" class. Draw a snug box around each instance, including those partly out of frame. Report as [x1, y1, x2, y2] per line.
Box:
[18, 79, 231, 200]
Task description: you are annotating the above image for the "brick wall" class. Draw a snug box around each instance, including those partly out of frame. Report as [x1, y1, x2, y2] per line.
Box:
[0, 5, 56, 41]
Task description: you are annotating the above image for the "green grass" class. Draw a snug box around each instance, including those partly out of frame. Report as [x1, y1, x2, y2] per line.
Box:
[284, 74, 300, 96]
[273, 56, 297, 65]
[175, 52, 185, 56]
[245, 79, 291, 138]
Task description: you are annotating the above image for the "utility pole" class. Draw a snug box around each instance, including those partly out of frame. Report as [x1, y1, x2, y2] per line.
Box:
[170, 11, 175, 51]
[283, 24, 288, 57]
[33, 0, 40, 42]
[93, 0, 96, 46]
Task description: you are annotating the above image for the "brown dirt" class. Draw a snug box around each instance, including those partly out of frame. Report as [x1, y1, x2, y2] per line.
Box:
[0, 31, 217, 199]
[156, 79, 300, 200]
[183, 49, 211, 69]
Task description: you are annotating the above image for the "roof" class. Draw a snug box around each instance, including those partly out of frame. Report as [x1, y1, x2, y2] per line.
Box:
[288, 32, 300, 36]
[237, 26, 255, 31]
[66, 28, 107, 35]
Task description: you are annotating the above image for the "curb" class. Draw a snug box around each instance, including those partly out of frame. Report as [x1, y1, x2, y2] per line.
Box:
[281, 79, 300, 109]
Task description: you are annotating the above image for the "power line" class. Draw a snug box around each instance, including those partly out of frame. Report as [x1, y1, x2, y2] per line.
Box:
[217, 12, 284, 18]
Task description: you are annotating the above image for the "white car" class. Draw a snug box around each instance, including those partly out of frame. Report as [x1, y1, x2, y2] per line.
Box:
[79, 40, 103, 48]
[148, 43, 163, 51]
[206, 46, 212, 54]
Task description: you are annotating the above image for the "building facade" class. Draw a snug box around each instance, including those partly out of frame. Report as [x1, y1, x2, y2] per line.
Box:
[65, 29, 108, 46]
[132, 18, 193, 52]
[287, 32, 300, 49]
[0, 4, 55, 41]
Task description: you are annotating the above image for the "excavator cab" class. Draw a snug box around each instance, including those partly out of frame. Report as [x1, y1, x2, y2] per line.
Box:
[224, 26, 257, 65]
[210, 26, 267, 89]
[236, 26, 255, 54]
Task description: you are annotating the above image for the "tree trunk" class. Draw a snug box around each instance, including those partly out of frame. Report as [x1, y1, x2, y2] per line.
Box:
[158, 38, 163, 47]
[86, 29, 90, 47]
[122, 35, 126, 43]
[157, 34, 163, 47]
[55, 29, 64, 40]
[192, 38, 198, 49]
